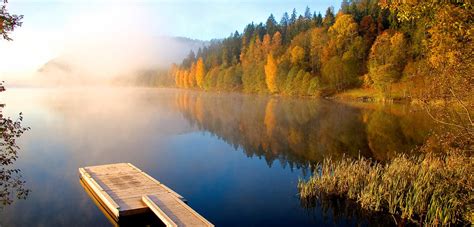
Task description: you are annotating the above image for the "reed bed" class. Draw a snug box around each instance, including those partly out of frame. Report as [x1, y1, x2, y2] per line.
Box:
[298, 152, 473, 225]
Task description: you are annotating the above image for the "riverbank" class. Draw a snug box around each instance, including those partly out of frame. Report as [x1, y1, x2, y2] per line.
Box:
[330, 87, 411, 103]
[163, 86, 451, 106]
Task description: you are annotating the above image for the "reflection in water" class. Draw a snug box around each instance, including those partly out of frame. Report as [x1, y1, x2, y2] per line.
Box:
[0, 88, 436, 226]
[174, 91, 432, 169]
[300, 195, 395, 227]
[174, 91, 433, 225]
[0, 85, 30, 207]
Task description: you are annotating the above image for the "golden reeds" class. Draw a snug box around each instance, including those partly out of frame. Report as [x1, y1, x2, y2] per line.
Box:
[298, 152, 473, 225]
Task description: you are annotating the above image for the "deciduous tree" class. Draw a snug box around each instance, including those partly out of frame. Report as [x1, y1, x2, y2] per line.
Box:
[195, 58, 205, 88]
[368, 30, 406, 94]
[265, 54, 278, 93]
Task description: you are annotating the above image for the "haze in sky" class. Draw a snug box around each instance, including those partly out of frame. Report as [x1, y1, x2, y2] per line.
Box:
[0, 0, 335, 78]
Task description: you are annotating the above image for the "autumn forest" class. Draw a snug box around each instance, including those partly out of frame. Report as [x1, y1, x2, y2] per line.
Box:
[163, 1, 472, 102]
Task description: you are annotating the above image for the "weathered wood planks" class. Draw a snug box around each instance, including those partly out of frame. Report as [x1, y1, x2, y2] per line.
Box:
[143, 195, 214, 227]
[79, 163, 213, 226]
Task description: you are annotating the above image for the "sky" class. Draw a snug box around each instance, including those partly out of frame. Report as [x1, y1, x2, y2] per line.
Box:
[0, 0, 337, 77]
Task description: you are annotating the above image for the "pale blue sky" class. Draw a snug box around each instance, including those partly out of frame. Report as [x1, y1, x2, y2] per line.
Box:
[1, 0, 339, 75]
[9, 0, 338, 40]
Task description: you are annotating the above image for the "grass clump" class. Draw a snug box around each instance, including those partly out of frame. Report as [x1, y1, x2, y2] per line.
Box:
[298, 152, 473, 225]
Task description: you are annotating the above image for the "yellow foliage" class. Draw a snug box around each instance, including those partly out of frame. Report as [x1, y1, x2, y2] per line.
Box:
[262, 34, 271, 54]
[264, 54, 278, 93]
[195, 58, 205, 88]
[194, 95, 204, 124]
[173, 69, 180, 87]
[328, 13, 358, 55]
[183, 70, 190, 88]
[177, 69, 186, 88]
[290, 46, 305, 65]
[188, 63, 196, 88]
[264, 99, 277, 137]
[271, 32, 282, 54]
[288, 127, 303, 146]
[310, 28, 327, 69]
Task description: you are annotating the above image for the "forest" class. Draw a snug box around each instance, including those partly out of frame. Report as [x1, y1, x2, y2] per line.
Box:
[165, 0, 472, 102]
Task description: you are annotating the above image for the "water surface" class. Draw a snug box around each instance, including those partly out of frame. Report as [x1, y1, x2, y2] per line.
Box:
[0, 88, 433, 226]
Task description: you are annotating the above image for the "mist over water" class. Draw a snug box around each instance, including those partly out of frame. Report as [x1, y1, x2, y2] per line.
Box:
[0, 87, 434, 226]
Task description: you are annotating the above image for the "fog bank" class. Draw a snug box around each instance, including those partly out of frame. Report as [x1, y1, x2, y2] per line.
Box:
[3, 3, 205, 87]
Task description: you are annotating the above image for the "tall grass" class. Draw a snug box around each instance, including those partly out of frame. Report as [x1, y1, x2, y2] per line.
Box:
[298, 152, 473, 225]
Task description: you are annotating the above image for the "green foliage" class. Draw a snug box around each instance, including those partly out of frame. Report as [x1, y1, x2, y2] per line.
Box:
[0, 5, 30, 207]
[0, 82, 30, 207]
[322, 7, 335, 28]
[216, 67, 226, 90]
[222, 65, 242, 90]
[368, 30, 407, 95]
[322, 56, 343, 90]
[307, 77, 321, 96]
[284, 66, 299, 95]
[301, 71, 312, 95]
[203, 67, 219, 90]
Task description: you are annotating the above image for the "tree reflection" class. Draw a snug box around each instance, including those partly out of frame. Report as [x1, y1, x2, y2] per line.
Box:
[0, 82, 30, 207]
[300, 194, 396, 226]
[174, 91, 433, 170]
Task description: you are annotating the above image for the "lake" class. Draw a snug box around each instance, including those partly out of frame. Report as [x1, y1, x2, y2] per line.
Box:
[0, 88, 434, 226]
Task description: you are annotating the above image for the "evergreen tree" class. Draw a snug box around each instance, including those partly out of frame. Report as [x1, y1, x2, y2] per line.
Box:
[266, 14, 278, 35]
[290, 8, 297, 24]
[182, 51, 196, 68]
[280, 12, 289, 27]
[314, 12, 323, 27]
[323, 7, 335, 28]
[304, 6, 312, 20]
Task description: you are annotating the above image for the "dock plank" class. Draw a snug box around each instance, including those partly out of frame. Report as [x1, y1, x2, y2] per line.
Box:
[79, 163, 213, 226]
[143, 195, 214, 227]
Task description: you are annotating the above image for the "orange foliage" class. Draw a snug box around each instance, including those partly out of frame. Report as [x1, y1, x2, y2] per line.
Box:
[195, 58, 205, 88]
[264, 54, 278, 93]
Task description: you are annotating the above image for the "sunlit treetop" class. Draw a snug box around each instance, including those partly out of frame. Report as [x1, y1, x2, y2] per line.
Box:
[379, 0, 472, 23]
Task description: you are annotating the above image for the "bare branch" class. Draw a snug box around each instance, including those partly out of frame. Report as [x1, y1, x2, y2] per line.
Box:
[423, 102, 466, 130]
[449, 88, 473, 126]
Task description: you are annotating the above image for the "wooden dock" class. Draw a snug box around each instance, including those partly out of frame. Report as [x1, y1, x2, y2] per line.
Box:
[79, 163, 213, 227]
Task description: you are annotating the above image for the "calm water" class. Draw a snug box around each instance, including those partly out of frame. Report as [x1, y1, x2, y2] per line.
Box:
[0, 88, 433, 226]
